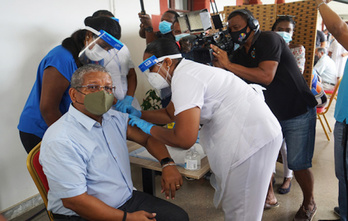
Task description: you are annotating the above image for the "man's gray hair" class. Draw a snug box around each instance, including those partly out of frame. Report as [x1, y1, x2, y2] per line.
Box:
[317, 47, 327, 54]
[71, 64, 111, 88]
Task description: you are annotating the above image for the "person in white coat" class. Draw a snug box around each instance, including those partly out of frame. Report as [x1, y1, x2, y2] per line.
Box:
[117, 38, 283, 221]
[92, 10, 141, 111]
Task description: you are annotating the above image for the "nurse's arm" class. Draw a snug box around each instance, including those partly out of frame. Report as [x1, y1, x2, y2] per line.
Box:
[40, 66, 70, 126]
[127, 123, 183, 199]
[141, 101, 175, 125]
[150, 106, 201, 149]
[126, 68, 137, 97]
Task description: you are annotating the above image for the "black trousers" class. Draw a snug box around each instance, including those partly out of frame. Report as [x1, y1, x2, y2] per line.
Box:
[52, 191, 189, 221]
[19, 131, 41, 154]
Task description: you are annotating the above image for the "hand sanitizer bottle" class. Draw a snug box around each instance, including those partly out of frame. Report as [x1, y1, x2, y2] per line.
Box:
[185, 147, 200, 170]
[192, 146, 201, 170]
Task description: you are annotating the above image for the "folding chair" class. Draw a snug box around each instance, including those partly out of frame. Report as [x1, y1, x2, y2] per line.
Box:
[317, 78, 342, 141]
[26, 142, 54, 221]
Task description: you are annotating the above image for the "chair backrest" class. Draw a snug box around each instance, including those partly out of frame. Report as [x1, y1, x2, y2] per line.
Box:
[319, 78, 341, 114]
[26, 142, 53, 220]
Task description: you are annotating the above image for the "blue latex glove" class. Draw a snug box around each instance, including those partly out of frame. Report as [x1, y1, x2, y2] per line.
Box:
[114, 95, 134, 112]
[128, 115, 153, 135]
[122, 95, 134, 106]
[114, 100, 141, 117]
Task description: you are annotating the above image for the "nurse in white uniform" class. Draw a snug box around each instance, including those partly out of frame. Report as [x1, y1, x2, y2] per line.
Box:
[105, 45, 141, 110]
[121, 38, 283, 221]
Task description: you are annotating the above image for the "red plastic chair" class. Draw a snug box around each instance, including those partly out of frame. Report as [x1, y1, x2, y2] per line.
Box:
[317, 79, 341, 141]
[26, 142, 54, 221]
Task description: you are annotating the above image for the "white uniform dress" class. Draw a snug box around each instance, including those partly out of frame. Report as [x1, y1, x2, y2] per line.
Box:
[328, 39, 348, 78]
[172, 59, 282, 221]
[104, 45, 140, 109]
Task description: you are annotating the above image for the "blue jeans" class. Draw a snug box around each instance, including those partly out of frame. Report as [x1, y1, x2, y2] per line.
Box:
[334, 121, 348, 221]
[279, 107, 316, 171]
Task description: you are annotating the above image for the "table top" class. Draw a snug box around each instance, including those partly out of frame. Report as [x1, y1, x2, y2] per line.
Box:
[127, 141, 210, 180]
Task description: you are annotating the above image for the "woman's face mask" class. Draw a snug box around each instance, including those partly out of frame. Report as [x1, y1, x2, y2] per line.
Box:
[229, 25, 251, 45]
[79, 90, 114, 115]
[84, 43, 109, 61]
[147, 63, 170, 90]
[276, 31, 293, 43]
[159, 21, 173, 34]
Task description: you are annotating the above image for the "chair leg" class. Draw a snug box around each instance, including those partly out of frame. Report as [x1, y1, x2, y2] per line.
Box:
[318, 115, 330, 141]
[323, 114, 332, 132]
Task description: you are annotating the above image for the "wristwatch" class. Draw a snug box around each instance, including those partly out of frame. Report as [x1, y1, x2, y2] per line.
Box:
[144, 26, 153, 33]
[160, 157, 174, 166]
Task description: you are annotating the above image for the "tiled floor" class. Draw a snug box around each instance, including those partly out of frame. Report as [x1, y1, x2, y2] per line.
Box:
[13, 101, 340, 221]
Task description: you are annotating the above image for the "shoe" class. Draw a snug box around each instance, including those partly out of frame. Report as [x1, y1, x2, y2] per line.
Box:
[334, 206, 340, 217]
[264, 201, 279, 210]
[293, 204, 317, 221]
[278, 182, 292, 194]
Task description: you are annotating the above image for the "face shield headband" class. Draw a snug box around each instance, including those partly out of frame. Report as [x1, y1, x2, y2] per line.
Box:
[138, 54, 183, 73]
[79, 26, 124, 66]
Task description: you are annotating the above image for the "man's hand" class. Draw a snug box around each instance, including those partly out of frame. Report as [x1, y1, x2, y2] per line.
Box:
[138, 13, 152, 28]
[210, 44, 230, 69]
[127, 211, 156, 221]
[161, 165, 183, 199]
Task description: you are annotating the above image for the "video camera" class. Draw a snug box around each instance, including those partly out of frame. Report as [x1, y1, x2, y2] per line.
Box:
[177, 7, 235, 64]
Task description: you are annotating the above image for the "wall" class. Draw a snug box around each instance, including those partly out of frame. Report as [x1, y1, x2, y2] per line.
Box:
[0, 0, 159, 214]
[0, 0, 347, 217]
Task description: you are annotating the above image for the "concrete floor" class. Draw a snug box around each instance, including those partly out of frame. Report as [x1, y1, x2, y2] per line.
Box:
[14, 100, 340, 221]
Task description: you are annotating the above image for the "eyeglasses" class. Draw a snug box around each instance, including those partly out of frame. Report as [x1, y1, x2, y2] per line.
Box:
[76, 84, 115, 94]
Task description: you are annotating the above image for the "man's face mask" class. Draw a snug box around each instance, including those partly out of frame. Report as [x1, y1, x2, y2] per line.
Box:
[159, 21, 173, 34]
[229, 25, 251, 45]
[276, 31, 292, 43]
[77, 89, 114, 115]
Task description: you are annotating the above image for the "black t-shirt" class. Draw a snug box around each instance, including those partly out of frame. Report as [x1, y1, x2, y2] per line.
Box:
[316, 30, 326, 48]
[230, 31, 317, 121]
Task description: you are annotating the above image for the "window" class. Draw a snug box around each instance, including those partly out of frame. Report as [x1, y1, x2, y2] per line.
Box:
[168, 0, 192, 12]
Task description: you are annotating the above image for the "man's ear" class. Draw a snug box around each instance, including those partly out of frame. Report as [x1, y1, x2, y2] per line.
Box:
[69, 88, 77, 103]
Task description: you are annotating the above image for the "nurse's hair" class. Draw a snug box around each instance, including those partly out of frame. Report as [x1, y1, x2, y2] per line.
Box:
[145, 38, 181, 58]
[84, 16, 121, 40]
[71, 64, 111, 88]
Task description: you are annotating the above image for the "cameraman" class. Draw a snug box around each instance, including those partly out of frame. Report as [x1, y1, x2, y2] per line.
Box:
[211, 9, 318, 221]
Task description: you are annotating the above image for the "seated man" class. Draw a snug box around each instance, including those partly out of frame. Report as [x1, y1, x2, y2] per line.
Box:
[314, 47, 339, 90]
[40, 64, 189, 221]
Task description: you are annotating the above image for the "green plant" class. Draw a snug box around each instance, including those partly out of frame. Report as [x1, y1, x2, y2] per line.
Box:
[141, 89, 162, 110]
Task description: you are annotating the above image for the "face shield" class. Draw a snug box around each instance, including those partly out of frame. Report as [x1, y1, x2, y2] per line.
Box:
[138, 54, 182, 99]
[79, 26, 124, 66]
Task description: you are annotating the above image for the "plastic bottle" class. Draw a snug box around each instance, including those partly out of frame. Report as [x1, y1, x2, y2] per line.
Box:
[192, 146, 201, 170]
[184, 147, 200, 170]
